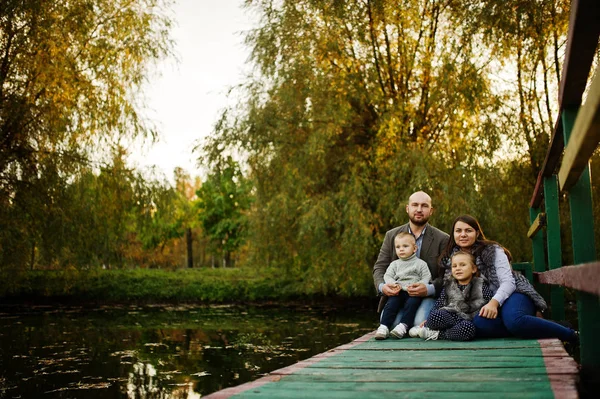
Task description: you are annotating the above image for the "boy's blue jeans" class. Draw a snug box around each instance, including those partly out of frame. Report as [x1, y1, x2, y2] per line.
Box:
[380, 291, 422, 328]
[473, 292, 577, 342]
[382, 296, 435, 328]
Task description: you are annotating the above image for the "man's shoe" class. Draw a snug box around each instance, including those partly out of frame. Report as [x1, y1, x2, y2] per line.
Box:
[374, 325, 389, 340]
[390, 323, 408, 339]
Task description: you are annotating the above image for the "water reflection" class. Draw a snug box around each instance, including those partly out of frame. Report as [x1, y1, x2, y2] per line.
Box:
[0, 303, 375, 398]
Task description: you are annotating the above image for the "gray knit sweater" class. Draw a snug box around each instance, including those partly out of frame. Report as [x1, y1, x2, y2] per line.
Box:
[384, 254, 432, 290]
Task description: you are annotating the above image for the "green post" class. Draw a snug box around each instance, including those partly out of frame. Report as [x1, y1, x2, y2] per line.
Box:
[529, 207, 548, 299]
[562, 107, 600, 377]
[543, 175, 565, 320]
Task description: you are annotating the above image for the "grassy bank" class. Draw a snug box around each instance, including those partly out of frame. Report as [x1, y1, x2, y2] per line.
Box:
[0, 268, 373, 304]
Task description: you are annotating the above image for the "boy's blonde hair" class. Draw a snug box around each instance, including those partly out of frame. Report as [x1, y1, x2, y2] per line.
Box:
[394, 231, 416, 244]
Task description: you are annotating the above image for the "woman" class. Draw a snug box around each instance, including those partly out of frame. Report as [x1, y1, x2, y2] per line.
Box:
[438, 215, 578, 342]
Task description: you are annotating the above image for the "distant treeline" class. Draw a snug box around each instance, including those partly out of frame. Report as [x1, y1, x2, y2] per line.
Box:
[0, 268, 351, 304]
[4, 1, 600, 301]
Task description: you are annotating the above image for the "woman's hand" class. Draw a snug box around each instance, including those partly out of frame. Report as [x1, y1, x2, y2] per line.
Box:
[479, 299, 500, 319]
[382, 283, 401, 296]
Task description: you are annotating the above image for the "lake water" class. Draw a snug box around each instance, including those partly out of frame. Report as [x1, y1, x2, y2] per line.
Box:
[0, 302, 376, 398]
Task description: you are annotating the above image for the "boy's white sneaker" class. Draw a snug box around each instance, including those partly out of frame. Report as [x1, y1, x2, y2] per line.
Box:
[390, 323, 408, 339]
[374, 325, 389, 340]
[411, 326, 439, 340]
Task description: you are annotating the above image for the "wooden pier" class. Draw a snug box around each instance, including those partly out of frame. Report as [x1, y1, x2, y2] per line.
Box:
[205, 331, 579, 398]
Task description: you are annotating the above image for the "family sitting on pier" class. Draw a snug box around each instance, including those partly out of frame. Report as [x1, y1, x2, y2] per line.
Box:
[373, 191, 579, 343]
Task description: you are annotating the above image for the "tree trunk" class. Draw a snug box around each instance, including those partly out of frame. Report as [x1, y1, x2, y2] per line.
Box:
[30, 241, 35, 270]
[186, 228, 193, 268]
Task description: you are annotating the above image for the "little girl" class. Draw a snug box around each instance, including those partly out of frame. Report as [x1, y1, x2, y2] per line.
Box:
[410, 250, 493, 341]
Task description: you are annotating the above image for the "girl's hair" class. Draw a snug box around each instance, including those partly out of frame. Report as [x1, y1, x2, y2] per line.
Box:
[451, 250, 476, 263]
[441, 214, 512, 261]
[451, 250, 479, 276]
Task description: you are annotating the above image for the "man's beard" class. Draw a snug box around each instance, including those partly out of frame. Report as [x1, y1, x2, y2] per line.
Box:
[409, 215, 428, 226]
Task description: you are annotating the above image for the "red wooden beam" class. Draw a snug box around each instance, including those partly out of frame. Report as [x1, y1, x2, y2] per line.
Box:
[558, 0, 600, 109]
[536, 262, 600, 297]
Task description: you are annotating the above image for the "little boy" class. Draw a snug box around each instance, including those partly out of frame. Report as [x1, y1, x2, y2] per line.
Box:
[375, 232, 432, 339]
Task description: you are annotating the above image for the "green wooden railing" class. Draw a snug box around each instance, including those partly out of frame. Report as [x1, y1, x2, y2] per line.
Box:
[524, 0, 600, 387]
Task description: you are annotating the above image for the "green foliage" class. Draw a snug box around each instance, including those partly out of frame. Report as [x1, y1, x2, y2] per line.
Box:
[0, 268, 364, 303]
[0, 144, 198, 270]
[196, 157, 253, 267]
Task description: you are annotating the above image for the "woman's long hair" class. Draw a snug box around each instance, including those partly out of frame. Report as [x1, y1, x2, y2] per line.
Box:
[440, 214, 512, 263]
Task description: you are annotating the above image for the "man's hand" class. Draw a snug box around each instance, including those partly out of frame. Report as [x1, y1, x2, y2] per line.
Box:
[479, 299, 499, 319]
[406, 283, 427, 297]
[382, 283, 401, 296]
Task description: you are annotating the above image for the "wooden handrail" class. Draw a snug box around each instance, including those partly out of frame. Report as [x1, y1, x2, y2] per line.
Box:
[536, 262, 600, 297]
[528, 0, 600, 208]
[558, 68, 600, 191]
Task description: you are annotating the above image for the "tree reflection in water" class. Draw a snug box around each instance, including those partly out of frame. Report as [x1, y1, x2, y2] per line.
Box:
[0, 303, 375, 398]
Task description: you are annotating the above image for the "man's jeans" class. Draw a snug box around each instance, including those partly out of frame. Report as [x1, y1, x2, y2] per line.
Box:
[473, 292, 577, 342]
[381, 297, 435, 328]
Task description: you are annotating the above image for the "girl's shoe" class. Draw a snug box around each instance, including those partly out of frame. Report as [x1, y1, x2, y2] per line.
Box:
[408, 326, 422, 338]
[409, 326, 439, 340]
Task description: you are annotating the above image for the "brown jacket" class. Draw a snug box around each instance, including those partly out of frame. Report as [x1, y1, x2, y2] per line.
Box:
[373, 223, 449, 312]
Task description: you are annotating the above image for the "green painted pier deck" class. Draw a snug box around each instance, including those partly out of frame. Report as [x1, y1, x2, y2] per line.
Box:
[205, 331, 579, 398]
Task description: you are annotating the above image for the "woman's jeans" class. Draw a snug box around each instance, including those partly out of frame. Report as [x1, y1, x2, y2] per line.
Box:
[473, 292, 577, 342]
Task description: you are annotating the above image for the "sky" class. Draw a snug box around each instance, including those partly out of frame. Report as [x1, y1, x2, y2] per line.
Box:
[132, 0, 255, 181]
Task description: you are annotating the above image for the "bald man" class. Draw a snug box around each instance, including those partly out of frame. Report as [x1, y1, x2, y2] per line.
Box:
[373, 191, 449, 331]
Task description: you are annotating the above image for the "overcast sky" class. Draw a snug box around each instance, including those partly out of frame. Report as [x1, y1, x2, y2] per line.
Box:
[132, 0, 255, 180]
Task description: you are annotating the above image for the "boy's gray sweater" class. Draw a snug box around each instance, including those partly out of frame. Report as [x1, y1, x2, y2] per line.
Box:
[383, 253, 432, 290]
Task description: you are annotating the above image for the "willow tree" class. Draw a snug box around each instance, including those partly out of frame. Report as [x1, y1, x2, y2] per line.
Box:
[449, 0, 570, 177]
[202, 0, 570, 294]
[0, 0, 174, 269]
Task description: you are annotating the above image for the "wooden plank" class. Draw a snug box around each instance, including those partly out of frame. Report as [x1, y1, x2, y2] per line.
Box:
[537, 262, 600, 296]
[288, 368, 570, 380]
[229, 390, 557, 399]
[328, 348, 559, 358]
[527, 212, 546, 238]
[559, 67, 600, 191]
[305, 359, 547, 369]
[353, 338, 545, 350]
[235, 381, 556, 394]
